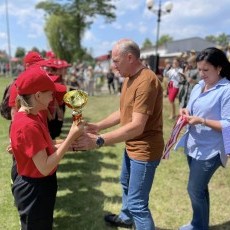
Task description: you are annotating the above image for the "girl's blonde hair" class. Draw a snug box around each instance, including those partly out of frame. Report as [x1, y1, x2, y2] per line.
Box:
[16, 94, 33, 113]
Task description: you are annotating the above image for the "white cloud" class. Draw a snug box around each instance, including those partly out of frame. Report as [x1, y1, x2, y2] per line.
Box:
[111, 22, 122, 30]
[138, 23, 148, 34]
[125, 22, 135, 31]
[7, 2, 44, 22]
[112, 0, 142, 16]
[3, 1, 45, 38]
[26, 20, 45, 39]
[144, 0, 230, 42]
[0, 32, 7, 39]
[0, 42, 8, 52]
[83, 30, 97, 42]
[1, 0, 230, 57]
[88, 40, 114, 57]
[98, 24, 106, 29]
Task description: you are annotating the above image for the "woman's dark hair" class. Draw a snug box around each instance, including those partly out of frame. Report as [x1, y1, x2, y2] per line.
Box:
[196, 47, 230, 79]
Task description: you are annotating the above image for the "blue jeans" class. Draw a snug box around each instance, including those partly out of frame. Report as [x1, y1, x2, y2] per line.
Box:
[119, 150, 160, 230]
[183, 154, 222, 230]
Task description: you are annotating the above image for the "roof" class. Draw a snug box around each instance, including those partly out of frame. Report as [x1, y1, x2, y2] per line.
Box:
[165, 37, 216, 53]
[95, 54, 110, 61]
[140, 37, 218, 58]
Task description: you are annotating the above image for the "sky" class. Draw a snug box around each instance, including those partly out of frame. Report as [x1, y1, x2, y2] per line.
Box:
[0, 0, 230, 58]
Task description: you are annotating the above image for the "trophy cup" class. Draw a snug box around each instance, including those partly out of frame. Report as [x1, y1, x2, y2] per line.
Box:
[63, 90, 88, 124]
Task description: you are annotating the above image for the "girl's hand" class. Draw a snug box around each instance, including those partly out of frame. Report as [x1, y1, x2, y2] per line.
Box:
[6, 144, 13, 154]
[69, 120, 85, 137]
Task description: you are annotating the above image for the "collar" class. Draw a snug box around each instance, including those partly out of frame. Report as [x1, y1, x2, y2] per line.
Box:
[199, 77, 230, 90]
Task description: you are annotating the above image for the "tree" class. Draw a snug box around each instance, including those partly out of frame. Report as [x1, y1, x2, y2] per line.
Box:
[216, 33, 229, 48]
[205, 33, 229, 48]
[157, 34, 173, 46]
[205, 35, 216, 44]
[142, 38, 153, 49]
[40, 50, 47, 58]
[31, 47, 40, 53]
[0, 50, 8, 62]
[44, 14, 73, 62]
[36, 0, 116, 61]
[15, 47, 26, 58]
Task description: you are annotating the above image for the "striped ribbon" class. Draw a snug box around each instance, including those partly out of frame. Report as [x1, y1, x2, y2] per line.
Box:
[162, 115, 188, 159]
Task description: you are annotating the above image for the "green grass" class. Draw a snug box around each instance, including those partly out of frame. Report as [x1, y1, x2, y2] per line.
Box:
[0, 77, 230, 230]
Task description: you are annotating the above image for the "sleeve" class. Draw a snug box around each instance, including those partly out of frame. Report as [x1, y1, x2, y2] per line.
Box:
[220, 86, 230, 128]
[20, 122, 48, 158]
[8, 83, 18, 107]
[134, 78, 160, 115]
[174, 71, 182, 87]
[186, 83, 201, 112]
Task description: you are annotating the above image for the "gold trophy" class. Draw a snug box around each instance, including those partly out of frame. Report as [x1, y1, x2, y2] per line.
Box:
[63, 90, 88, 124]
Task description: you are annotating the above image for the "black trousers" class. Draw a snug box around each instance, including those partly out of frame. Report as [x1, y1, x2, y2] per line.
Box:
[48, 104, 65, 139]
[12, 173, 57, 230]
[11, 156, 17, 183]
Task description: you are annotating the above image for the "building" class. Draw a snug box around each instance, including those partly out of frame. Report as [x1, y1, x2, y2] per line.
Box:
[95, 53, 111, 74]
[94, 37, 218, 74]
[140, 37, 217, 71]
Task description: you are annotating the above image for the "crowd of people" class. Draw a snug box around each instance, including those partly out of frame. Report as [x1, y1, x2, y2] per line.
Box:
[0, 62, 24, 76]
[2, 39, 230, 230]
[65, 61, 124, 96]
[161, 50, 200, 119]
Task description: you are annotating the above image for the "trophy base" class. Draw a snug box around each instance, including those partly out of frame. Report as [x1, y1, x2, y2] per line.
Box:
[72, 114, 82, 125]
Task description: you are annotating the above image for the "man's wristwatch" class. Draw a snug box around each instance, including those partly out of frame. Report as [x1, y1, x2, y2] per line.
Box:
[96, 136, 105, 148]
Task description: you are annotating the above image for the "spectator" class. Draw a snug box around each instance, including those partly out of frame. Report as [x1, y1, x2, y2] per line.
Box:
[40, 59, 67, 139]
[177, 47, 230, 230]
[162, 58, 172, 97]
[226, 45, 230, 62]
[178, 55, 200, 108]
[106, 67, 116, 94]
[94, 62, 104, 93]
[86, 66, 95, 96]
[165, 57, 183, 119]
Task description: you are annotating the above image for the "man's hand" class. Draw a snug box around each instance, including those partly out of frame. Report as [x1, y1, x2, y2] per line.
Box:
[85, 123, 100, 134]
[73, 132, 98, 150]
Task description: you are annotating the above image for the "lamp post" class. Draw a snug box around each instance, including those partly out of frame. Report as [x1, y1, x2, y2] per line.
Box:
[5, 0, 12, 77]
[146, 0, 173, 73]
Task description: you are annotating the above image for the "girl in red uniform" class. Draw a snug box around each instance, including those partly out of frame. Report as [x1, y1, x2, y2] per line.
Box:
[10, 66, 84, 229]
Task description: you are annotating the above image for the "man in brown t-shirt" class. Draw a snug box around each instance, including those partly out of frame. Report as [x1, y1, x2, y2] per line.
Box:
[76, 38, 164, 229]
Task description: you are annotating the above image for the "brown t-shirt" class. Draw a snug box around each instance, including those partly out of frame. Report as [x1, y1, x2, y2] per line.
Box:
[120, 68, 164, 161]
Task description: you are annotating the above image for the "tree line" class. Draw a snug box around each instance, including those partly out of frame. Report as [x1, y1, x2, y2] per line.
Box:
[142, 33, 230, 49]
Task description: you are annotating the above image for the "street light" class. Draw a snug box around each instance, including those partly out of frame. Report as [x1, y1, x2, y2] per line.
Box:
[146, 0, 173, 73]
[5, 0, 12, 77]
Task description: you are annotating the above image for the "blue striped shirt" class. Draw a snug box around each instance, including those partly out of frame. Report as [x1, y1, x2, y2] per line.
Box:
[176, 78, 230, 166]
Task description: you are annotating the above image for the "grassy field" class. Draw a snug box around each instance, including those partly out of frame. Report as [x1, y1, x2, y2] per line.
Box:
[0, 76, 229, 230]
